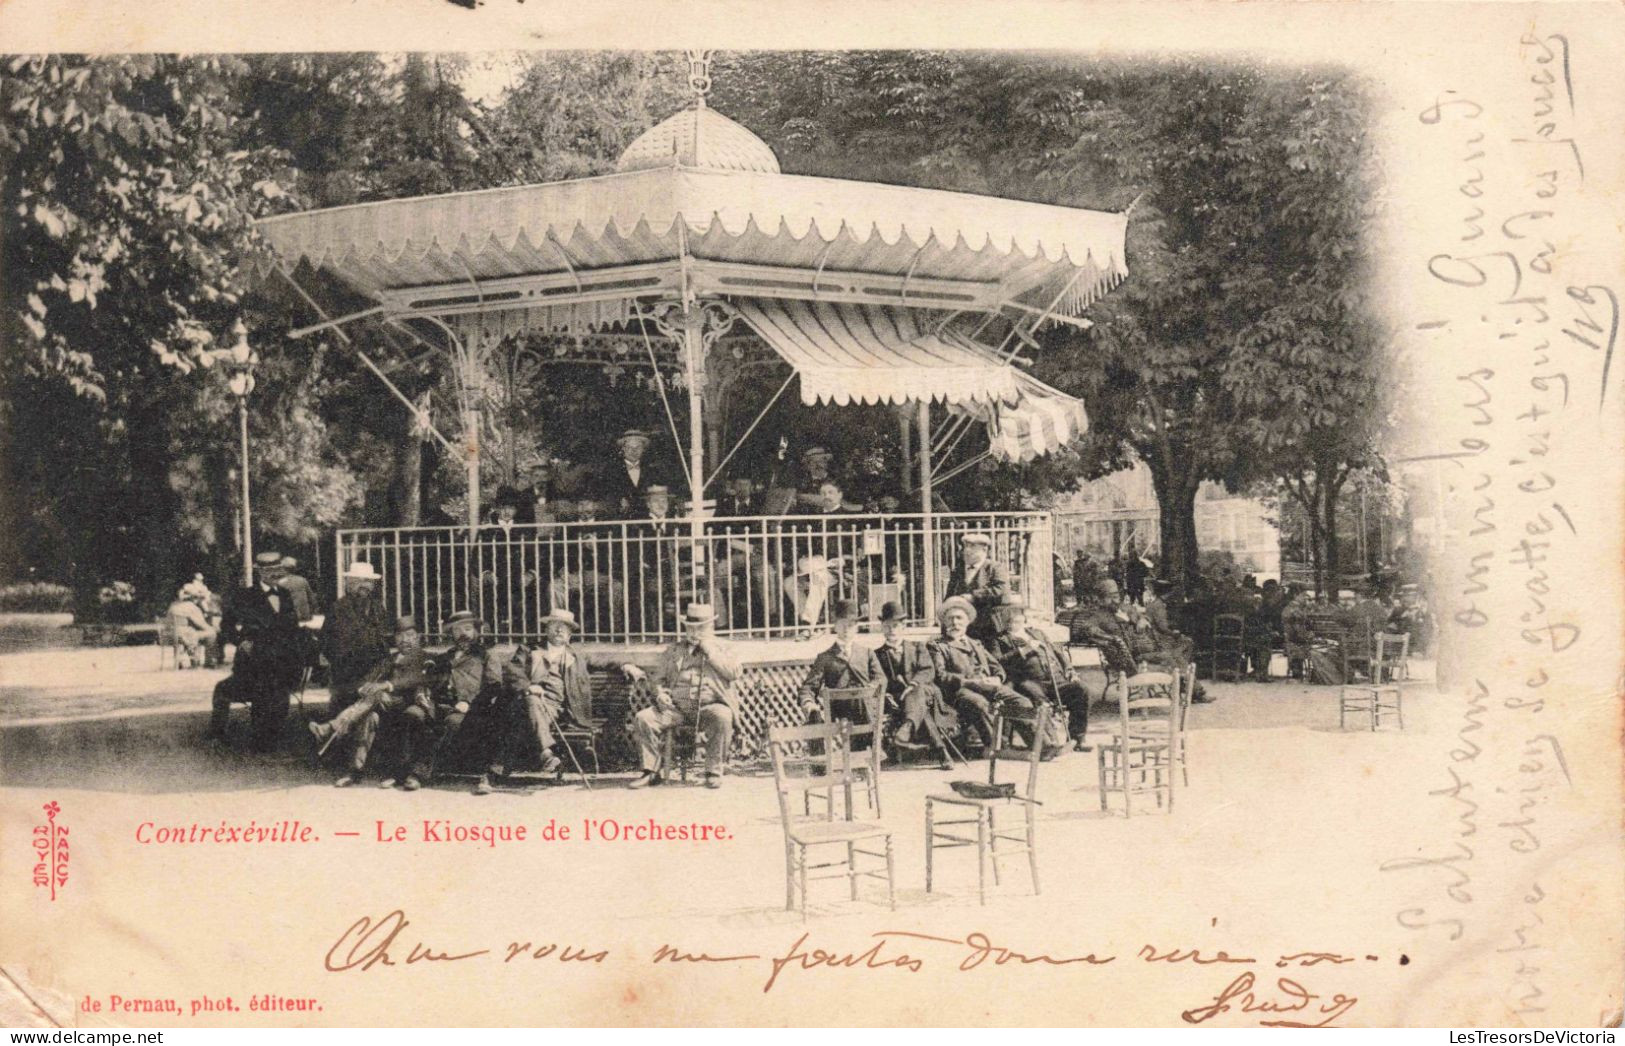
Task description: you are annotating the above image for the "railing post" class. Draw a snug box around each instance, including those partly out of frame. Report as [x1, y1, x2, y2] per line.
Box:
[918, 400, 937, 624]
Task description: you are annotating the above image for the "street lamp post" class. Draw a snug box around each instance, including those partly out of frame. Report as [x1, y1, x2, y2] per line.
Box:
[213, 321, 259, 586]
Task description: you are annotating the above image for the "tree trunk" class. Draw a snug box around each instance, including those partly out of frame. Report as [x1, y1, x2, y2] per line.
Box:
[395, 435, 423, 526]
[126, 408, 181, 616]
[1148, 461, 1201, 590]
[1321, 479, 1341, 597]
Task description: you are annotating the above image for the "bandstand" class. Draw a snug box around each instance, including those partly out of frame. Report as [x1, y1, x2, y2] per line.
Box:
[255, 54, 1129, 748]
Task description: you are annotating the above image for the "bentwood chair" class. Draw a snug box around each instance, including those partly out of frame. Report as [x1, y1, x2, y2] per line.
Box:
[1130, 664, 1194, 787]
[818, 683, 887, 816]
[1097, 669, 1183, 816]
[768, 722, 896, 919]
[926, 704, 1049, 905]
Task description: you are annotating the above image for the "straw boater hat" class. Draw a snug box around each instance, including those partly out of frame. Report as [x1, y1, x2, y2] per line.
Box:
[795, 554, 843, 576]
[800, 445, 833, 462]
[281, 556, 298, 569]
[938, 595, 977, 622]
[254, 551, 283, 569]
[683, 603, 717, 626]
[344, 561, 381, 581]
[617, 428, 652, 446]
[539, 607, 579, 631]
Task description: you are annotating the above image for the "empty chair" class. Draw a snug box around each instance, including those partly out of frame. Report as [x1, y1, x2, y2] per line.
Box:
[1339, 681, 1404, 731]
[767, 722, 896, 919]
[1373, 631, 1411, 682]
[1208, 614, 1247, 682]
[1097, 668, 1183, 816]
[818, 683, 887, 815]
[926, 704, 1049, 905]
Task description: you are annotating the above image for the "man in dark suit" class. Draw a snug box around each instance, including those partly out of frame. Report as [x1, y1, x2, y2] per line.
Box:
[873, 601, 954, 770]
[277, 556, 316, 623]
[403, 610, 507, 794]
[943, 531, 1009, 647]
[320, 560, 392, 718]
[601, 428, 660, 518]
[210, 551, 306, 752]
[477, 486, 537, 638]
[925, 595, 1030, 750]
[989, 597, 1093, 752]
[797, 599, 884, 737]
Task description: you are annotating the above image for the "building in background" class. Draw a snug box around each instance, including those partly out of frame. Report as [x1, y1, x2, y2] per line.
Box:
[1053, 459, 1281, 579]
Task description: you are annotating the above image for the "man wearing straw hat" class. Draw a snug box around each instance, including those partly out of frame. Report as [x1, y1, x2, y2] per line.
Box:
[925, 594, 1029, 752]
[943, 531, 1009, 648]
[499, 606, 615, 789]
[989, 596, 1094, 752]
[622, 603, 741, 789]
[210, 551, 305, 751]
[320, 560, 392, 719]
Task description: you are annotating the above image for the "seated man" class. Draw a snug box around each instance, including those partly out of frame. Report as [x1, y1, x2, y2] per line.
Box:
[500, 607, 614, 787]
[307, 615, 430, 788]
[925, 596, 1030, 751]
[180, 573, 213, 605]
[210, 551, 305, 752]
[168, 588, 219, 668]
[989, 597, 1093, 753]
[874, 600, 954, 770]
[399, 610, 506, 795]
[622, 603, 740, 790]
[796, 599, 884, 749]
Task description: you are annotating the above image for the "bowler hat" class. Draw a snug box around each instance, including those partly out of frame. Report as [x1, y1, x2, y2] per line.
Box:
[878, 601, 906, 623]
[394, 615, 418, 633]
[831, 599, 861, 622]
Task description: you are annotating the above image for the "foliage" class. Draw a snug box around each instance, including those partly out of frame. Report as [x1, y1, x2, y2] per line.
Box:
[0, 581, 73, 613]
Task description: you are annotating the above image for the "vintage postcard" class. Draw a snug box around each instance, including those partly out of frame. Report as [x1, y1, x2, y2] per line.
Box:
[1, 0, 1621, 1029]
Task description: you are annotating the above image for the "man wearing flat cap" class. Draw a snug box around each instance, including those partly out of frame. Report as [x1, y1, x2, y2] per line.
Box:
[210, 551, 305, 751]
[622, 603, 741, 789]
[925, 595, 1030, 751]
[796, 599, 885, 740]
[793, 445, 838, 512]
[943, 531, 1010, 648]
[321, 561, 392, 720]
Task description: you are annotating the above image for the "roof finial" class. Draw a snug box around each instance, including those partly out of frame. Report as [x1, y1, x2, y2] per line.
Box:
[685, 50, 713, 109]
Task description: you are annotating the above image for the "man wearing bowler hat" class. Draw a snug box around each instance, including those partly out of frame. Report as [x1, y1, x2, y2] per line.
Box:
[943, 531, 1009, 648]
[210, 551, 305, 751]
[622, 603, 741, 789]
[796, 599, 885, 741]
[925, 595, 1030, 751]
[320, 561, 392, 719]
[308, 614, 431, 787]
[874, 600, 955, 769]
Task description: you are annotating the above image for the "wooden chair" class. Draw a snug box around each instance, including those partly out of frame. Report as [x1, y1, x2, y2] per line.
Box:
[818, 683, 887, 816]
[1373, 631, 1411, 682]
[1341, 622, 1377, 683]
[1207, 614, 1247, 682]
[925, 704, 1049, 905]
[157, 613, 181, 670]
[1132, 663, 1194, 787]
[1097, 669, 1182, 817]
[553, 718, 604, 789]
[767, 722, 896, 919]
[1340, 681, 1404, 731]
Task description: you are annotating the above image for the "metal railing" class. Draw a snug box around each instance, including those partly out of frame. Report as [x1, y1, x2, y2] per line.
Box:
[335, 511, 1054, 644]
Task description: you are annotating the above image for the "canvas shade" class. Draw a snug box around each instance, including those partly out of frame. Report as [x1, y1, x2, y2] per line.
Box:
[953, 368, 1091, 462]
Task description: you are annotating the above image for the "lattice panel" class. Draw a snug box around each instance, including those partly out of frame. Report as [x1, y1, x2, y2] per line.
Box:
[616, 657, 812, 763]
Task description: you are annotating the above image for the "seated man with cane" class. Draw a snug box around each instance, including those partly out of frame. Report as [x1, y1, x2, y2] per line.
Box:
[989, 596, 1094, 753]
[500, 607, 615, 787]
[925, 595, 1032, 753]
[399, 610, 507, 795]
[874, 600, 956, 770]
[307, 614, 430, 788]
[622, 603, 741, 790]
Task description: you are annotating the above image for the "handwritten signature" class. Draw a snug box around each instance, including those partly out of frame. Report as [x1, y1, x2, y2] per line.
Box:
[1181, 972, 1359, 1028]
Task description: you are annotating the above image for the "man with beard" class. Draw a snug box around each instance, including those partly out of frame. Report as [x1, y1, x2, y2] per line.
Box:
[499, 607, 622, 791]
[796, 599, 884, 740]
[925, 595, 1030, 751]
[622, 603, 741, 790]
[989, 597, 1093, 752]
[307, 615, 431, 788]
[943, 532, 1009, 648]
[398, 610, 506, 794]
[319, 561, 392, 719]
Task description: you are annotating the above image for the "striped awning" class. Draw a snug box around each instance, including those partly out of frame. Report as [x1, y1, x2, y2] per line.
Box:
[733, 299, 1019, 407]
[957, 368, 1090, 462]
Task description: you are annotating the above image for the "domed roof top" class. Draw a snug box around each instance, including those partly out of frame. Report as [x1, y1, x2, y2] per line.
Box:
[616, 105, 781, 175]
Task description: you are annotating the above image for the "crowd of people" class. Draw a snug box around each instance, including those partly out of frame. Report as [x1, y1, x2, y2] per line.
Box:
[197, 526, 1204, 792]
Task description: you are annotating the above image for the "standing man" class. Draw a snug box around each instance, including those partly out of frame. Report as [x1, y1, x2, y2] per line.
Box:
[796, 599, 884, 733]
[320, 561, 392, 719]
[990, 597, 1093, 752]
[793, 446, 838, 511]
[873, 601, 954, 770]
[623, 604, 741, 789]
[210, 551, 305, 752]
[925, 595, 1029, 751]
[602, 428, 659, 518]
[278, 556, 316, 623]
[1124, 545, 1151, 606]
[943, 532, 1009, 648]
